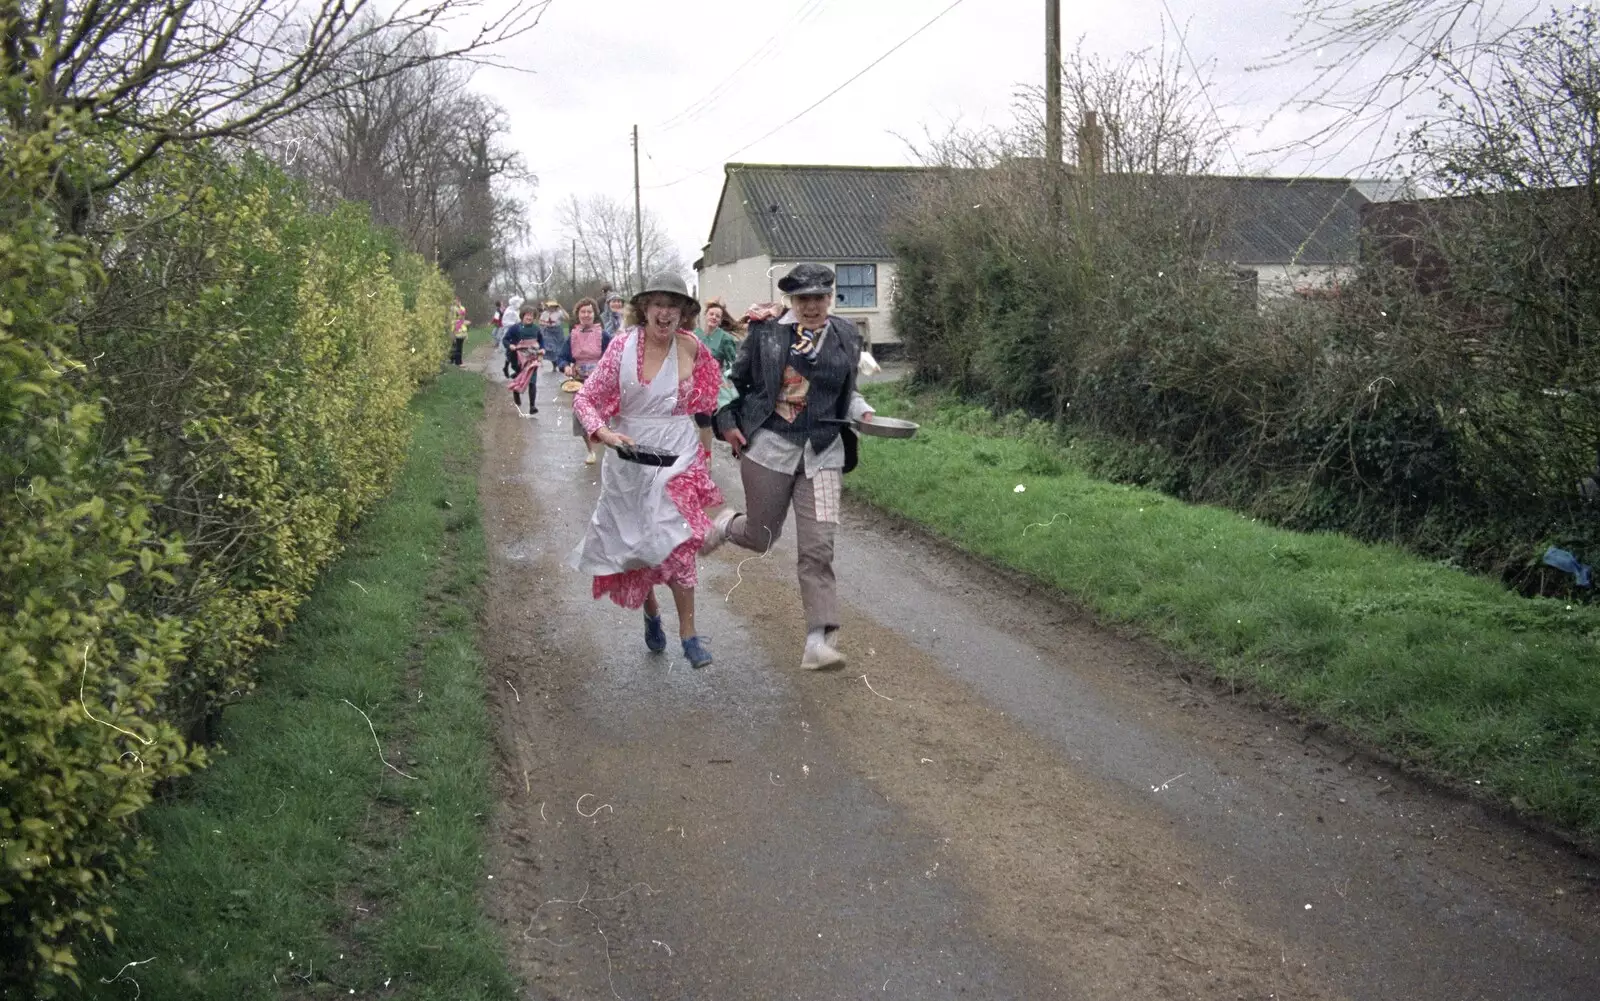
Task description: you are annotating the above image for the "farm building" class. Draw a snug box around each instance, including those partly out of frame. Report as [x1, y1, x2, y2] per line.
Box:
[696, 161, 1389, 343]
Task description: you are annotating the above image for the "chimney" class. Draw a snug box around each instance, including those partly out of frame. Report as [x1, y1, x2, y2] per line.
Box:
[1076, 110, 1104, 177]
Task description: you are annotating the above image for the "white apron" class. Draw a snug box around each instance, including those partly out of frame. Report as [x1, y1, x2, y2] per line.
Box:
[569, 332, 700, 576]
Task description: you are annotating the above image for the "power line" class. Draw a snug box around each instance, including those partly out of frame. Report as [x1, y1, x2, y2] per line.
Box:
[643, 146, 700, 176]
[655, 0, 832, 133]
[1157, 0, 1247, 174]
[656, 0, 818, 131]
[644, 0, 974, 190]
[518, 4, 830, 185]
[656, 1, 818, 130]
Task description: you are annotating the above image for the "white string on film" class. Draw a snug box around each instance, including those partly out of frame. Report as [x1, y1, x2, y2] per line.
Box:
[576, 792, 614, 818]
[725, 523, 775, 602]
[1022, 512, 1070, 536]
[340, 699, 418, 780]
[79, 644, 154, 747]
[99, 956, 155, 999]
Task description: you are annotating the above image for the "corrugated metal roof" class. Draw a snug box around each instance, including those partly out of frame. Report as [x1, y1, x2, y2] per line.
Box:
[719, 163, 1369, 266]
[1207, 177, 1370, 265]
[729, 164, 929, 260]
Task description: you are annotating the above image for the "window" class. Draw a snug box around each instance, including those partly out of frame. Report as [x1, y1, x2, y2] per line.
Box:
[835, 263, 878, 308]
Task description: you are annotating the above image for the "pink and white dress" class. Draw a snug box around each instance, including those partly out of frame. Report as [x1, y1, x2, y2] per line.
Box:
[569, 329, 724, 607]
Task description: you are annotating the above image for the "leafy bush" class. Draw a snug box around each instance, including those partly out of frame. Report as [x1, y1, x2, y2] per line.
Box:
[0, 106, 199, 990]
[890, 16, 1600, 592]
[80, 148, 452, 731]
[1, 117, 454, 993]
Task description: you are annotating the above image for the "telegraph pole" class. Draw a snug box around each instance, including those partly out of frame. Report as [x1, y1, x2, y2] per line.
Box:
[571, 237, 577, 292]
[632, 125, 645, 290]
[1045, 0, 1063, 231]
[429, 179, 440, 265]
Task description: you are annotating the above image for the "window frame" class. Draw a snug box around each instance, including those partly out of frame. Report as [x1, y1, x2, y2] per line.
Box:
[833, 262, 878, 309]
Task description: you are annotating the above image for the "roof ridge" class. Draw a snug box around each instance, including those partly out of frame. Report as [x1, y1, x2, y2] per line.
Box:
[711, 163, 1366, 266]
[1194, 173, 1360, 185]
[726, 162, 932, 173]
[725, 162, 1372, 189]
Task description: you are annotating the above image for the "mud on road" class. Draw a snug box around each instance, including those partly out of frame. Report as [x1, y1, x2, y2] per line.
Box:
[472, 358, 1599, 1001]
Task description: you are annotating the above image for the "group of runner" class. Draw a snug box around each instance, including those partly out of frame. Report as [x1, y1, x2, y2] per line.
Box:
[491, 287, 743, 420]
[487, 265, 875, 675]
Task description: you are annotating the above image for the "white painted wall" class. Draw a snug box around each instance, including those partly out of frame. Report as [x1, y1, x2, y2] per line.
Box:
[698, 254, 774, 316]
[1253, 264, 1357, 301]
[698, 256, 903, 346]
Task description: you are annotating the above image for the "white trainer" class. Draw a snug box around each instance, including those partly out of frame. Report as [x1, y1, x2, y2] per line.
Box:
[700, 508, 739, 556]
[800, 634, 847, 671]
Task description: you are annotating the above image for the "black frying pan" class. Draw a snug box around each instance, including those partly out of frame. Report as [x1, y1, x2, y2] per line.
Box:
[612, 443, 680, 467]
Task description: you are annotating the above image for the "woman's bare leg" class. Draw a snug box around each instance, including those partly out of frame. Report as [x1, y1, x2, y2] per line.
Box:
[668, 583, 696, 638]
[643, 588, 660, 617]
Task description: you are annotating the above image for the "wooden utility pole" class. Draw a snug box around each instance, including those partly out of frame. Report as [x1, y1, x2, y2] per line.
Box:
[1045, 0, 1063, 231]
[571, 237, 577, 292]
[632, 125, 645, 290]
[429, 179, 440, 265]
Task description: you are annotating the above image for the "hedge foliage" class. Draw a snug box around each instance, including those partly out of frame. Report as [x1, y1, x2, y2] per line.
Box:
[890, 164, 1600, 594]
[1, 104, 454, 990]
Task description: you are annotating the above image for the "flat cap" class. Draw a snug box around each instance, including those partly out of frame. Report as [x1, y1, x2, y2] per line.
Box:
[777, 263, 835, 297]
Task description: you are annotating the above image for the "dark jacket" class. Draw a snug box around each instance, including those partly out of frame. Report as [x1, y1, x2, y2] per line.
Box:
[715, 314, 867, 457]
[504, 323, 543, 352]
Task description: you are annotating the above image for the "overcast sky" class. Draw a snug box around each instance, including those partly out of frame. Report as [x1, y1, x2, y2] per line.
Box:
[437, 0, 1532, 275]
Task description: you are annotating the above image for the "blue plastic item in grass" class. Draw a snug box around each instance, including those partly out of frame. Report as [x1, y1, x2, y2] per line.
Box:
[1542, 546, 1592, 587]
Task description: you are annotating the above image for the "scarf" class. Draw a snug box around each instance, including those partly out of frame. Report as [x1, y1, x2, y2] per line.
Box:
[777, 308, 831, 361]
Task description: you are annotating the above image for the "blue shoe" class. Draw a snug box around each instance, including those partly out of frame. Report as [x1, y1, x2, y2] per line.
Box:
[681, 636, 713, 669]
[644, 612, 667, 653]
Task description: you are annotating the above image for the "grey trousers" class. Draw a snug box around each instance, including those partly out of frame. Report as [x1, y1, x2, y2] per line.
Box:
[728, 458, 842, 630]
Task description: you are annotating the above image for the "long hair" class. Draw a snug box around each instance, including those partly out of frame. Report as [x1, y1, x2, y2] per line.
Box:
[701, 297, 744, 335]
[626, 293, 700, 330]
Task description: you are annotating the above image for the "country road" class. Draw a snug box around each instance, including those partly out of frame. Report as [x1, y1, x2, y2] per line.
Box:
[475, 357, 1599, 1001]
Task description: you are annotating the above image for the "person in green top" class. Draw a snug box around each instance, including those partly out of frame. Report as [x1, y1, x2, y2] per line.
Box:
[696, 298, 742, 372]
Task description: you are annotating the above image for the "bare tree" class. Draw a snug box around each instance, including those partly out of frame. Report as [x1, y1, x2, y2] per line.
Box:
[1012, 36, 1235, 177]
[495, 244, 606, 308]
[270, 20, 531, 316]
[558, 194, 685, 294]
[1266, 5, 1600, 548]
[896, 42, 1239, 418]
[1395, 7, 1600, 380]
[1256, 0, 1541, 167]
[1, 0, 550, 230]
[1410, 7, 1600, 195]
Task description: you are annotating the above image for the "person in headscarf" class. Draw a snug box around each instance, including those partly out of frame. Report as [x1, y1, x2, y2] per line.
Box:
[701, 264, 875, 671]
[501, 294, 525, 374]
[539, 299, 569, 372]
[600, 292, 627, 337]
[569, 274, 723, 669]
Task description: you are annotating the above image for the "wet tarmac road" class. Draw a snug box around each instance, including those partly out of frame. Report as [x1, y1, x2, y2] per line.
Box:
[476, 360, 1599, 1001]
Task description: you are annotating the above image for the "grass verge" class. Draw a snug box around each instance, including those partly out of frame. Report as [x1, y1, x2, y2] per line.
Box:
[78, 358, 515, 1000]
[852, 383, 1600, 844]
